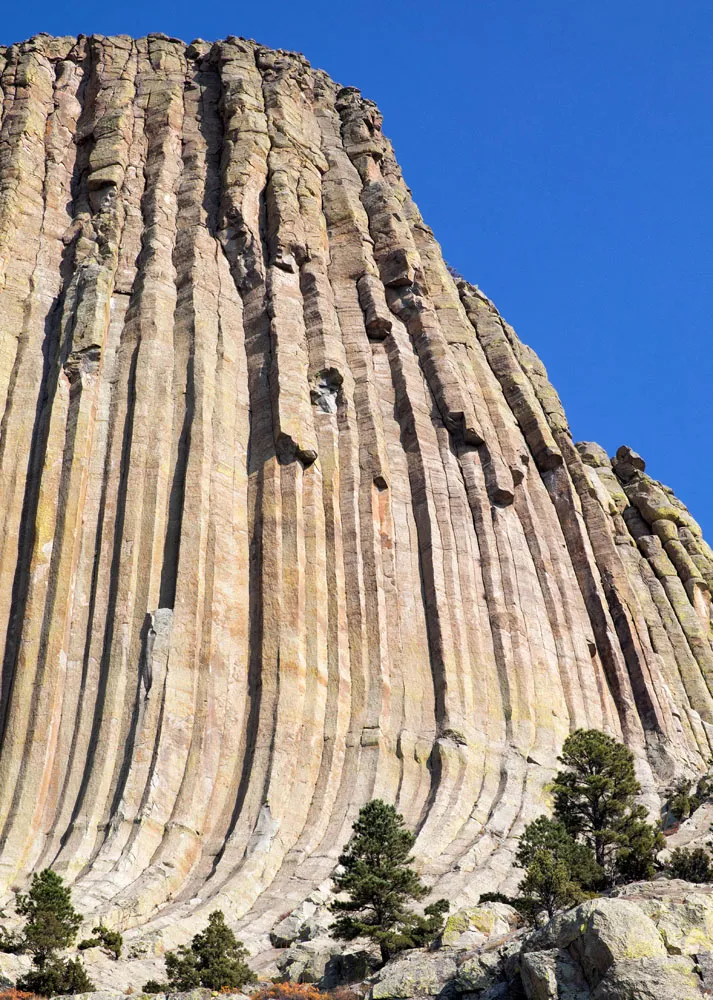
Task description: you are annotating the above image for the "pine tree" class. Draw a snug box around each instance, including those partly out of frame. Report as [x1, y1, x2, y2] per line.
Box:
[613, 812, 665, 882]
[330, 800, 449, 962]
[16, 869, 82, 965]
[514, 816, 601, 919]
[552, 729, 663, 881]
[512, 731, 667, 921]
[13, 869, 93, 996]
[517, 817, 602, 887]
[518, 850, 584, 919]
[149, 911, 253, 992]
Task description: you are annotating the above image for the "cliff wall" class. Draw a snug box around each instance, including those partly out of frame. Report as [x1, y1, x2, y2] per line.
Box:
[0, 32, 711, 953]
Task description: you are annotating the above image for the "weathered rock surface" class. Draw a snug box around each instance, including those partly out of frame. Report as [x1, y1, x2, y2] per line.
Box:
[370, 950, 459, 999]
[0, 29, 712, 979]
[364, 884, 713, 999]
[440, 903, 520, 949]
[42, 883, 713, 998]
[512, 889, 713, 999]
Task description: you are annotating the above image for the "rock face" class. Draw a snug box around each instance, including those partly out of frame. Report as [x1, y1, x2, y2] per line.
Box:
[514, 892, 713, 999]
[0, 30, 712, 960]
[364, 886, 713, 999]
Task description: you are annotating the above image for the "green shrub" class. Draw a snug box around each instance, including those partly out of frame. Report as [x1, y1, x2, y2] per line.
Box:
[141, 980, 166, 994]
[668, 762, 713, 822]
[78, 923, 122, 960]
[0, 930, 23, 954]
[17, 955, 94, 997]
[668, 846, 713, 883]
[669, 778, 697, 821]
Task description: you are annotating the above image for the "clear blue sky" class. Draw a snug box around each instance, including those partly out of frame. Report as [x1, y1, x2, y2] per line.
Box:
[3, 1, 712, 531]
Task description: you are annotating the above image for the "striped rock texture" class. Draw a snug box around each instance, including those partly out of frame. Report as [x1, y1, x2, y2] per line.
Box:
[0, 31, 712, 957]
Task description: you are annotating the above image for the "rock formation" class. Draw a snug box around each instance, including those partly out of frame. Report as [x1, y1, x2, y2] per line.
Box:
[50, 883, 713, 997]
[0, 30, 712, 961]
[365, 882, 713, 999]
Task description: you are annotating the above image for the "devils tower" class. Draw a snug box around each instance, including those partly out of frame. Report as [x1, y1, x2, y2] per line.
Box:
[0, 30, 712, 966]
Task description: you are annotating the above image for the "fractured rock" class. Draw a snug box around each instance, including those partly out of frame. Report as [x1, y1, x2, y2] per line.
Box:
[0, 31, 710, 972]
[369, 950, 458, 999]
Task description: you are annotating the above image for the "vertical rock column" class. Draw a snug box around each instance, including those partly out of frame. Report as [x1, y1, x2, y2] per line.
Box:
[0, 33, 710, 951]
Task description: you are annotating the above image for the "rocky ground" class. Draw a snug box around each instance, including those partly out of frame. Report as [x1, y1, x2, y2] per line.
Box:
[29, 877, 713, 1000]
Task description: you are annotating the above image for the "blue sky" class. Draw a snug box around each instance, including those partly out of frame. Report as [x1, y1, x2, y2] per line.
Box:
[3, 1, 712, 531]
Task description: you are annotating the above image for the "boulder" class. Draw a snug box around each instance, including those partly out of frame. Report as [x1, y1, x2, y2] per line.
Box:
[590, 955, 702, 999]
[276, 938, 335, 983]
[440, 903, 519, 949]
[696, 950, 713, 992]
[613, 887, 713, 956]
[270, 898, 333, 947]
[321, 945, 382, 988]
[55, 995, 134, 1000]
[271, 910, 311, 948]
[454, 949, 503, 992]
[520, 948, 589, 1000]
[551, 898, 666, 986]
[369, 950, 458, 999]
[300, 908, 334, 943]
[515, 891, 713, 998]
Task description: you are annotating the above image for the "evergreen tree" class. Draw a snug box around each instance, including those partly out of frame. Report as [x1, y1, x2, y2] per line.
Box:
[13, 869, 93, 996]
[78, 922, 123, 960]
[512, 731, 667, 921]
[514, 817, 600, 920]
[668, 846, 713, 883]
[148, 911, 253, 992]
[518, 850, 584, 919]
[516, 817, 602, 889]
[331, 800, 449, 962]
[552, 729, 663, 881]
[613, 812, 665, 882]
[18, 956, 94, 997]
[16, 869, 82, 966]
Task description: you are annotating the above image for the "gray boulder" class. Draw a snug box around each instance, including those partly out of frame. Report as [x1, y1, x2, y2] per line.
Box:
[276, 937, 335, 983]
[369, 950, 458, 999]
[440, 903, 520, 950]
[520, 948, 589, 1000]
[550, 898, 666, 987]
[270, 899, 333, 948]
[321, 945, 382, 988]
[517, 892, 712, 999]
[590, 955, 702, 1000]
[454, 949, 503, 993]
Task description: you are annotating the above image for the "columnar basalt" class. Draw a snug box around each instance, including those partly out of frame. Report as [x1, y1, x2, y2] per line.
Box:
[0, 32, 711, 958]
